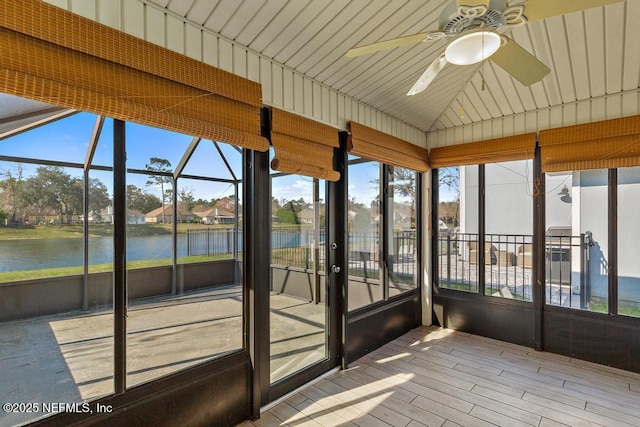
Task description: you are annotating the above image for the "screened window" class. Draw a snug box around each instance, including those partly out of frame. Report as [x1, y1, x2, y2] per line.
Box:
[437, 161, 534, 302]
[348, 158, 420, 311]
[388, 166, 418, 296]
[485, 160, 533, 301]
[0, 95, 247, 425]
[437, 166, 479, 293]
[545, 170, 608, 312]
[347, 159, 383, 310]
[617, 167, 640, 318]
[125, 125, 244, 388]
[269, 163, 329, 383]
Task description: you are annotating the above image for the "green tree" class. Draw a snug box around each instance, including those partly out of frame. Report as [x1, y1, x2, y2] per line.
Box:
[0, 164, 25, 223]
[176, 186, 195, 222]
[274, 197, 308, 224]
[86, 178, 111, 217]
[438, 167, 460, 226]
[21, 167, 110, 224]
[194, 197, 218, 208]
[390, 167, 416, 202]
[23, 166, 77, 224]
[271, 196, 281, 215]
[145, 157, 172, 223]
[276, 208, 298, 224]
[127, 185, 162, 214]
[351, 207, 373, 231]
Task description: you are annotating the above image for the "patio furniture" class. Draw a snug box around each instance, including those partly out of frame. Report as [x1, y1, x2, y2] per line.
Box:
[497, 250, 514, 267]
[468, 242, 495, 265]
[517, 244, 533, 268]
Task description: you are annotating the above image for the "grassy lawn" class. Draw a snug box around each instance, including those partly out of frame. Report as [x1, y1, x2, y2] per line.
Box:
[0, 254, 232, 283]
[438, 282, 531, 301]
[0, 223, 234, 240]
[439, 282, 479, 293]
[589, 300, 640, 317]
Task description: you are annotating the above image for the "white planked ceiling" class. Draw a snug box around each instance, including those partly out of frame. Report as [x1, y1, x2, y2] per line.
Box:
[147, 0, 640, 133]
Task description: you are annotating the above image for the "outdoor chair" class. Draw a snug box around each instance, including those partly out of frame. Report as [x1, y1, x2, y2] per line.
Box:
[517, 244, 533, 269]
[468, 241, 496, 265]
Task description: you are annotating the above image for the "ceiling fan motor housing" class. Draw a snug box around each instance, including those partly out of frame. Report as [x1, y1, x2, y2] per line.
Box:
[436, 0, 527, 39]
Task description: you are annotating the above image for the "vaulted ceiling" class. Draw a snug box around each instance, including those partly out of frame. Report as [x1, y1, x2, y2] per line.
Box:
[144, 0, 640, 135]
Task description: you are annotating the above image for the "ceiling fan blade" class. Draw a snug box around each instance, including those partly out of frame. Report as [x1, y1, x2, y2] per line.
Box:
[490, 38, 550, 86]
[521, 0, 625, 22]
[345, 33, 429, 58]
[456, 0, 490, 16]
[407, 54, 448, 96]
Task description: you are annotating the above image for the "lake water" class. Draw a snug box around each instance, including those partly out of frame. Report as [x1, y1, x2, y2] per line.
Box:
[0, 235, 195, 272]
[0, 229, 310, 272]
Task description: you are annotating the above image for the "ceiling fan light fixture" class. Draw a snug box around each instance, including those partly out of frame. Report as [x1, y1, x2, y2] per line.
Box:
[444, 30, 501, 65]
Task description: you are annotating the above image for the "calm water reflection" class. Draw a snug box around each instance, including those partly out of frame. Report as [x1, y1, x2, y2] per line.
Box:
[0, 235, 187, 272]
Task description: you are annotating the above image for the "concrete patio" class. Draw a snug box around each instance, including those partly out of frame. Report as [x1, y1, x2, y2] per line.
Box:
[0, 285, 325, 426]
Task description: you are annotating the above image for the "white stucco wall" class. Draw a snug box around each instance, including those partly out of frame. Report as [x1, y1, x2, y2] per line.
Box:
[485, 160, 534, 236]
[616, 167, 640, 304]
[573, 170, 609, 300]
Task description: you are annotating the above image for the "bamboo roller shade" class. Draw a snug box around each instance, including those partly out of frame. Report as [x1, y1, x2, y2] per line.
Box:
[270, 108, 340, 181]
[539, 115, 640, 173]
[428, 133, 536, 168]
[347, 121, 428, 172]
[0, 0, 269, 151]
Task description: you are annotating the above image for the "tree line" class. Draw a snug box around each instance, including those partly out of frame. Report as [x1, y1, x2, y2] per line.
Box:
[0, 165, 111, 224]
[0, 158, 235, 225]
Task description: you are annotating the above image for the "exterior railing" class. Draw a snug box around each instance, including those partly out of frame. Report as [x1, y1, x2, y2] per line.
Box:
[175, 226, 416, 281]
[185, 226, 416, 289]
[437, 231, 592, 306]
[346, 229, 417, 283]
[186, 227, 239, 257]
[437, 232, 534, 300]
[545, 232, 592, 309]
[271, 227, 325, 270]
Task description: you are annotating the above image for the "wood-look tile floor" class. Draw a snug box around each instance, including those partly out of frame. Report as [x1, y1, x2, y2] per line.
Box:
[240, 325, 640, 427]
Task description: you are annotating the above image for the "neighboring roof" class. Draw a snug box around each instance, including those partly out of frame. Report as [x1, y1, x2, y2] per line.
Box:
[144, 205, 174, 217]
[298, 208, 314, 220]
[192, 207, 234, 218]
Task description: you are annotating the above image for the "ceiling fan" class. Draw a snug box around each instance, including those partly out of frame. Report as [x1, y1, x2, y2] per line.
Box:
[346, 0, 625, 96]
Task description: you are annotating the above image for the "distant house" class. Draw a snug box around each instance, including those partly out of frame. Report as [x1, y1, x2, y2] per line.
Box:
[23, 207, 60, 225]
[144, 205, 203, 224]
[192, 207, 235, 225]
[298, 208, 314, 224]
[88, 205, 145, 224]
[144, 205, 174, 224]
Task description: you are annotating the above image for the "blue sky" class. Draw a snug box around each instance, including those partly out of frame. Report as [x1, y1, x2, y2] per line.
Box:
[0, 111, 380, 205]
[1, 112, 242, 203]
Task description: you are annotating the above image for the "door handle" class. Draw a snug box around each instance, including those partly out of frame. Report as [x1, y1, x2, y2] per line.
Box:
[331, 265, 341, 274]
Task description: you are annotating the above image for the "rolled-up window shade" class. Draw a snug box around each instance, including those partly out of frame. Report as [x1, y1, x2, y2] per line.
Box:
[0, 0, 269, 151]
[270, 108, 340, 181]
[347, 121, 428, 172]
[428, 133, 536, 168]
[539, 115, 640, 173]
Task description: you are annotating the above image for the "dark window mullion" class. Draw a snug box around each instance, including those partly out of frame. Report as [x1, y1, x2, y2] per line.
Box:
[113, 119, 127, 394]
[609, 168, 618, 315]
[381, 164, 389, 301]
[478, 165, 486, 296]
[534, 144, 544, 351]
[431, 169, 440, 289]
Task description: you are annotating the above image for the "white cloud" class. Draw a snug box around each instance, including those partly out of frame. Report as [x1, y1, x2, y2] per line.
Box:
[272, 177, 313, 202]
